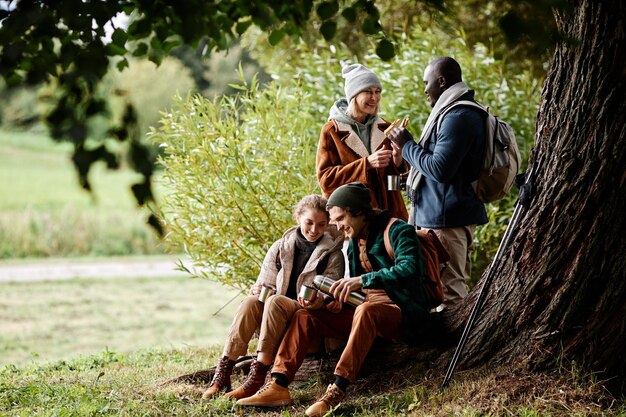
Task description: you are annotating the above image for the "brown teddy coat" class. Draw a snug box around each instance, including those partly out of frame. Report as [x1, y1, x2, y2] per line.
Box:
[316, 118, 409, 221]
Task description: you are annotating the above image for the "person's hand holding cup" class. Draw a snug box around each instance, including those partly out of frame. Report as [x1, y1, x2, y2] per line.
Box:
[298, 284, 323, 309]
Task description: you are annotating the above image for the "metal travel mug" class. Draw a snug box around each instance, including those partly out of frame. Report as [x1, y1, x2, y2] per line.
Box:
[258, 283, 276, 303]
[313, 275, 365, 307]
[298, 284, 318, 301]
[387, 175, 402, 191]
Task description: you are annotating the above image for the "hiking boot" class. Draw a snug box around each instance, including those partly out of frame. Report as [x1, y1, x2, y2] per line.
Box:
[305, 383, 345, 417]
[201, 356, 235, 399]
[224, 358, 270, 400]
[235, 380, 292, 407]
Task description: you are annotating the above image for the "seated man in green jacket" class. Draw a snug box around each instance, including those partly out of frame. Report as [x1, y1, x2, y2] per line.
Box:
[237, 182, 432, 417]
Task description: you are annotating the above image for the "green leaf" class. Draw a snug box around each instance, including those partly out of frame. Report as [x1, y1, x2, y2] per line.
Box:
[147, 214, 165, 237]
[105, 43, 126, 56]
[236, 19, 253, 35]
[111, 28, 128, 47]
[162, 39, 182, 53]
[361, 16, 381, 35]
[149, 50, 163, 66]
[341, 6, 357, 22]
[150, 36, 163, 51]
[4, 71, 24, 86]
[109, 127, 128, 142]
[317, 1, 339, 20]
[214, 34, 229, 50]
[268, 29, 285, 46]
[375, 38, 395, 61]
[132, 42, 148, 57]
[127, 18, 151, 38]
[320, 21, 337, 41]
[116, 57, 129, 71]
[131, 180, 152, 206]
[129, 141, 153, 178]
[363, 1, 380, 19]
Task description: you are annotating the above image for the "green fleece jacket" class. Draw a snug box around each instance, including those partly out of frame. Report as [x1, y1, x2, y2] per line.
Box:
[348, 210, 433, 343]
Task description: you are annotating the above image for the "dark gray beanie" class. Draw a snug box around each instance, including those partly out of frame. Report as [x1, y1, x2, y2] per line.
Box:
[342, 64, 382, 102]
[327, 182, 372, 214]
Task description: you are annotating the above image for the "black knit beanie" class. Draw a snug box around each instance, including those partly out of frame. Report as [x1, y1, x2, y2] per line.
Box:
[327, 182, 372, 214]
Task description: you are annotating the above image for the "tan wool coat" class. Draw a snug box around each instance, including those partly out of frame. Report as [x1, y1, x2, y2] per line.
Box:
[316, 118, 409, 221]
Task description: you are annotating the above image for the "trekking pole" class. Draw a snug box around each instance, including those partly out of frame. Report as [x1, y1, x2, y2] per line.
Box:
[441, 156, 542, 390]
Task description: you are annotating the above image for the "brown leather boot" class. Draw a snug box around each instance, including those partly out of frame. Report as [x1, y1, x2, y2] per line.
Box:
[305, 383, 346, 417]
[224, 358, 270, 400]
[201, 356, 235, 399]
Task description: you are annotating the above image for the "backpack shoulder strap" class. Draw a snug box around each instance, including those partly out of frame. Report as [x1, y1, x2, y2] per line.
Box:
[436, 100, 488, 132]
[416, 229, 451, 264]
[383, 217, 400, 260]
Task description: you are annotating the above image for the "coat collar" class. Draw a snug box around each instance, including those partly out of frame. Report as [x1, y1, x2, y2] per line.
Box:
[333, 118, 388, 158]
[280, 225, 342, 255]
[278, 225, 343, 277]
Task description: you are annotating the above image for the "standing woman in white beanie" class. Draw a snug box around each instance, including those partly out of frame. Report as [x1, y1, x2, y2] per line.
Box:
[316, 63, 409, 221]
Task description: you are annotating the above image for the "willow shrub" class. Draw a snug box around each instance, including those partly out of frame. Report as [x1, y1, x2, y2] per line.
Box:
[152, 76, 320, 287]
[155, 26, 541, 289]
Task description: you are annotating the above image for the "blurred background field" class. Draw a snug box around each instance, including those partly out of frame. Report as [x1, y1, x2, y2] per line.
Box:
[0, 126, 244, 367]
[0, 129, 166, 259]
[0, 269, 243, 367]
[0, 46, 265, 369]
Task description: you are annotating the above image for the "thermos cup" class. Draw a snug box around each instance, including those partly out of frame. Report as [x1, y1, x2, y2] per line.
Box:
[387, 175, 402, 191]
[298, 284, 318, 301]
[258, 283, 276, 303]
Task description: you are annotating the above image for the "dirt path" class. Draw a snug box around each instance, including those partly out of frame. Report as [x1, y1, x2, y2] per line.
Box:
[0, 256, 193, 282]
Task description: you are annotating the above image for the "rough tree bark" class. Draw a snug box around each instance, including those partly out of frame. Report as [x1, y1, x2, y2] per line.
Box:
[450, 0, 626, 393]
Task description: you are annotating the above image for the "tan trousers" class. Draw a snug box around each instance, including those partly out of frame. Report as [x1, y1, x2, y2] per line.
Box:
[223, 294, 301, 359]
[272, 301, 403, 383]
[424, 225, 475, 306]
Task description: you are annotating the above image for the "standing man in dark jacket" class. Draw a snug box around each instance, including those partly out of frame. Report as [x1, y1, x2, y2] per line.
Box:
[388, 56, 488, 307]
[236, 182, 431, 417]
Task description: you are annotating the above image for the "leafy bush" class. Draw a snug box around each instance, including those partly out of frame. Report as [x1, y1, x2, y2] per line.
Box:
[153, 76, 320, 288]
[155, 26, 541, 288]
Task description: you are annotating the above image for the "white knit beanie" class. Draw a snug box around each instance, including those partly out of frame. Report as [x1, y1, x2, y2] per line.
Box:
[342, 64, 382, 102]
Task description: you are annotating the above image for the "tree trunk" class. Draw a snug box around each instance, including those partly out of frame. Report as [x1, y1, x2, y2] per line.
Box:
[453, 0, 626, 393]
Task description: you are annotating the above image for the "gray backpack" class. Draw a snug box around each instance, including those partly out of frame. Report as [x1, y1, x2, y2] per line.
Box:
[437, 100, 521, 203]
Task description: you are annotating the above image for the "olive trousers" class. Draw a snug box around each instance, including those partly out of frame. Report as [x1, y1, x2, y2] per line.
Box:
[424, 225, 475, 306]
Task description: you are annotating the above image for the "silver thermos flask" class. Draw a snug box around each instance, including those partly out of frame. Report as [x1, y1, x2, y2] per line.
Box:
[313, 275, 365, 307]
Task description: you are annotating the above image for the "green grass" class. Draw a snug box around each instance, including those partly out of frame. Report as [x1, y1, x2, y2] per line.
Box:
[0, 128, 166, 258]
[1, 347, 623, 416]
[1, 270, 624, 416]
[0, 273, 242, 367]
